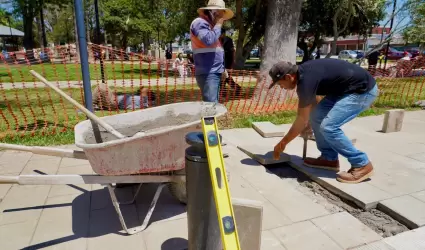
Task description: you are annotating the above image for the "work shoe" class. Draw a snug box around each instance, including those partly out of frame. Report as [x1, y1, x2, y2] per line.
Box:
[303, 157, 340, 171]
[336, 162, 374, 184]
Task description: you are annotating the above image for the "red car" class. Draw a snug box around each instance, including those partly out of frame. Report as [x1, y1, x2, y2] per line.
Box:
[381, 47, 411, 60]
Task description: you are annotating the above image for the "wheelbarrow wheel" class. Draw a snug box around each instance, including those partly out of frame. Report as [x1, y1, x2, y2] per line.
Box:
[169, 168, 187, 204]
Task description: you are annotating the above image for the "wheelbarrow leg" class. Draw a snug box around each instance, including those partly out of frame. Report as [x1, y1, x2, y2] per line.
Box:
[107, 183, 166, 235]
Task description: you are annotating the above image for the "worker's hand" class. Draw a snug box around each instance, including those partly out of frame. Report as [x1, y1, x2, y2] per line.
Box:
[216, 17, 225, 26]
[301, 123, 313, 139]
[273, 140, 286, 160]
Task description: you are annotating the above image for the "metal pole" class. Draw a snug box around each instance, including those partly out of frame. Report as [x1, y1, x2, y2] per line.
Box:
[185, 132, 222, 250]
[40, 0, 47, 48]
[94, 0, 106, 84]
[384, 0, 397, 70]
[73, 0, 102, 143]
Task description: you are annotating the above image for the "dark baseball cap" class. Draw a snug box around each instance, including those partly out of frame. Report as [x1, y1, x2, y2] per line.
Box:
[268, 61, 298, 89]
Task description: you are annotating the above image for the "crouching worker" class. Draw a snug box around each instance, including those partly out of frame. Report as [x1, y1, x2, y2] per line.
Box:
[269, 58, 379, 184]
[92, 83, 156, 111]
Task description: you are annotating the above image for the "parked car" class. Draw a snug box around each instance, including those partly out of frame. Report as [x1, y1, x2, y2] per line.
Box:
[354, 50, 365, 59]
[405, 48, 423, 58]
[338, 50, 358, 60]
[381, 47, 411, 60]
[296, 49, 304, 57]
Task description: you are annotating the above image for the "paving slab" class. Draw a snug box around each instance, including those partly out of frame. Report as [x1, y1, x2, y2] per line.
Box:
[135, 183, 187, 224]
[0, 219, 39, 249]
[0, 185, 50, 225]
[48, 165, 93, 198]
[271, 220, 342, 250]
[349, 241, 396, 250]
[378, 195, 425, 229]
[0, 150, 32, 174]
[411, 190, 425, 203]
[0, 172, 19, 202]
[233, 198, 263, 250]
[228, 176, 292, 230]
[261, 231, 287, 250]
[59, 157, 90, 168]
[288, 157, 392, 210]
[87, 206, 146, 250]
[406, 152, 425, 163]
[237, 144, 291, 165]
[21, 157, 61, 175]
[142, 218, 187, 250]
[311, 211, 382, 249]
[383, 226, 425, 249]
[29, 193, 90, 249]
[252, 121, 286, 138]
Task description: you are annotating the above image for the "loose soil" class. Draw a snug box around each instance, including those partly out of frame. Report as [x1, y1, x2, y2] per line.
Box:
[85, 105, 220, 144]
[268, 164, 409, 237]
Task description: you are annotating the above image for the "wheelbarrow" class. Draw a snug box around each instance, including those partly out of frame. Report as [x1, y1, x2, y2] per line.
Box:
[0, 101, 228, 235]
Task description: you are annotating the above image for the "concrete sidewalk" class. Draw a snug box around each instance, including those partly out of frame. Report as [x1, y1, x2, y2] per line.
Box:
[0, 111, 424, 249]
[0, 76, 255, 90]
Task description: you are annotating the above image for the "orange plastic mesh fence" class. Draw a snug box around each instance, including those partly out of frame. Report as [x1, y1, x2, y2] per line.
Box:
[0, 44, 424, 139]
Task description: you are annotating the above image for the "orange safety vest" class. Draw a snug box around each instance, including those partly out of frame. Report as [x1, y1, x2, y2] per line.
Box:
[190, 18, 224, 55]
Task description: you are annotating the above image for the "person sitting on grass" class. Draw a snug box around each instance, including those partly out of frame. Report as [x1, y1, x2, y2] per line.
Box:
[92, 83, 156, 111]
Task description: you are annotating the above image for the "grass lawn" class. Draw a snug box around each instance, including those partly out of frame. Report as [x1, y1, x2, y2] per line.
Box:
[0, 62, 160, 83]
[0, 76, 423, 146]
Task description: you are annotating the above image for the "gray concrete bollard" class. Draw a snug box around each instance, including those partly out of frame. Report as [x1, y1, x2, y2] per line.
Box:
[382, 109, 405, 133]
[185, 131, 222, 250]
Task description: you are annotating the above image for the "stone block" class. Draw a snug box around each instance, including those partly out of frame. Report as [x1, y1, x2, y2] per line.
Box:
[382, 109, 404, 133]
[311, 212, 382, 249]
[378, 195, 425, 229]
[383, 226, 425, 249]
[237, 144, 291, 165]
[232, 198, 263, 250]
[271, 221, 342, 250]
[252, 122, 286, 138]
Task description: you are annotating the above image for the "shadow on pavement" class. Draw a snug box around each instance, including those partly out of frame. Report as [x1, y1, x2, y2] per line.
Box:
[161, 237, 188, 250]
[6, 173, 185, 250]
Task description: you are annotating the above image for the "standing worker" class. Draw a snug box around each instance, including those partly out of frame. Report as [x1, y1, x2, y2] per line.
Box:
[367, 49, 380, 76]
[220, 27, 242, 97]
[268, 58, 379, 184]
[190, 0, 234, 102]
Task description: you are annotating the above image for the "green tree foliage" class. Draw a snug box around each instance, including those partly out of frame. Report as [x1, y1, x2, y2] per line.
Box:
[404, 0, 425, 48]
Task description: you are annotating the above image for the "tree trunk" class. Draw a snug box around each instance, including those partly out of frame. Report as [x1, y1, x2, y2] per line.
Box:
[36, 17, 43, 49]
[23, 13, 35, 60]
[143, 32, 150, 55]
[259, 0, 303, 100]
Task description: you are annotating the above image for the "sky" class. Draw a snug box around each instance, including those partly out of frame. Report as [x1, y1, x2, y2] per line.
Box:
[379, 0, 411, 30]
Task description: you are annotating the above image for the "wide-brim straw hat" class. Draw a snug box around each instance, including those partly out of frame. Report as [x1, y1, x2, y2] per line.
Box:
[197, 0, 234, 20]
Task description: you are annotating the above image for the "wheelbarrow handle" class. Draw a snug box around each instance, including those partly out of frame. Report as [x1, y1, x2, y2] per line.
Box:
[0, 143, 87, 160]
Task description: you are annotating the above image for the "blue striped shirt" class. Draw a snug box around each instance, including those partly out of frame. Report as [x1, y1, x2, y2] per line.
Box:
[190, 17, 225, 75]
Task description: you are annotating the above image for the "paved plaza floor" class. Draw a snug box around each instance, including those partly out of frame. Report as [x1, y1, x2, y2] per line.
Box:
[0, 111, 424, 249]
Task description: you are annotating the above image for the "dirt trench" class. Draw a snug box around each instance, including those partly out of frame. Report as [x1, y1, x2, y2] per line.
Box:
[269, 165, 408, 237]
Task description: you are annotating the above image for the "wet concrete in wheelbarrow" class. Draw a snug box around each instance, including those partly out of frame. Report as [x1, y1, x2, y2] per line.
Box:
[267, 164, 409, 238]
[85, 111, 198, 144]
[85, 107, 221, 144]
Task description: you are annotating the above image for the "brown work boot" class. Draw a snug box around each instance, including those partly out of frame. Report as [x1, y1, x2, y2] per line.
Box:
[303, 157, 340, 172]
[336, 162, 374, 184]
